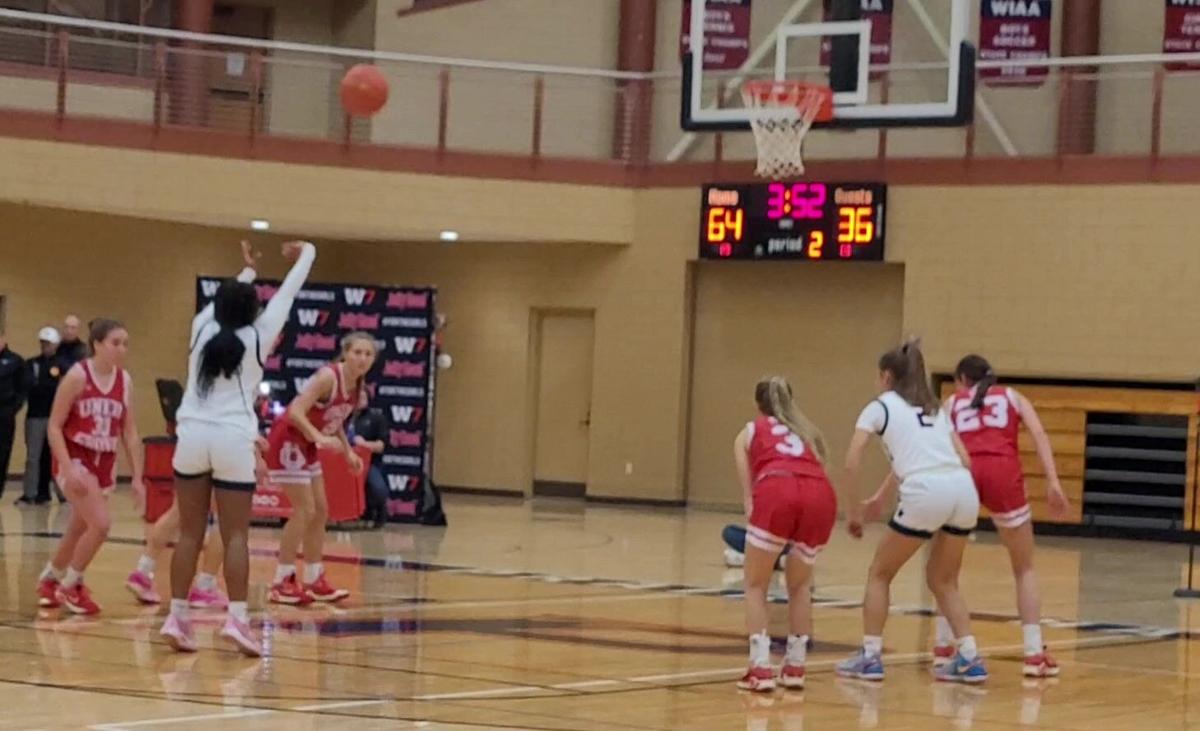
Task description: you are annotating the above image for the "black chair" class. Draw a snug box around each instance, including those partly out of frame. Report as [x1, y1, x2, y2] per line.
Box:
[155, 379, 184, 435]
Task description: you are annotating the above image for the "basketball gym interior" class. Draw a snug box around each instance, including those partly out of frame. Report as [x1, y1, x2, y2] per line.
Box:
[1, 0, 1199, 728]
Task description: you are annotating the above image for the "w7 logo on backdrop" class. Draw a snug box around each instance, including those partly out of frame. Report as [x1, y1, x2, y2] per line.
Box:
[296, 309, 330, 328]
[390, 405, 424, 424]
[393, 337, 428, 354]
[343, 287, 377, 306]
[195, 277, 437, 523]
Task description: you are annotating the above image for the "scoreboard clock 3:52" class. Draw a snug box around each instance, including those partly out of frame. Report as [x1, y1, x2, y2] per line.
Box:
[699, 182, 887, 261]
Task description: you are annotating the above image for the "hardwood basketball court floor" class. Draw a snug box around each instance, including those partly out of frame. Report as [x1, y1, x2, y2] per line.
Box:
[1, 492, 1198, 729]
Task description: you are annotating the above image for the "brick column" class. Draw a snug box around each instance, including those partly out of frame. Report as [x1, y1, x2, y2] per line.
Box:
[169, 0, 214, 126]
[1060, 0, 1101, 155]
[612, 0, 656, 163]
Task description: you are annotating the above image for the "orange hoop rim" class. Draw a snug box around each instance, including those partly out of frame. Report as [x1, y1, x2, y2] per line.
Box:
[741, 80, 834, 122]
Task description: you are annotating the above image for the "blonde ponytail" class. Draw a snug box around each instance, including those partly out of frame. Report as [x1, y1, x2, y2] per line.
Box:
[756, 376, 829, 463]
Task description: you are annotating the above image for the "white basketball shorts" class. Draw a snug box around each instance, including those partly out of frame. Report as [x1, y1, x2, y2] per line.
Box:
[172, 419, 259, 491]
[890, 467, 979, 538]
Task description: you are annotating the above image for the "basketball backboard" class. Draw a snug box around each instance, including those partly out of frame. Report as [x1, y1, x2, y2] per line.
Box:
[681, 0, 976, 131]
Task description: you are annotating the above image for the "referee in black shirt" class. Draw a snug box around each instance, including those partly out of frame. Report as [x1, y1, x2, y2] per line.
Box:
[18, 327, 67, 504]
[0, 328, 27, 498]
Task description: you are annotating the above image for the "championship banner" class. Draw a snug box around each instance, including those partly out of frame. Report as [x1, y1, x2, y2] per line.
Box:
[1164, 0, 1200, 71]
[979, 0, 1052, 86]
[195, 277, 440, 524]
[819, 0, 894, 77]
[681, 0, 753, 71]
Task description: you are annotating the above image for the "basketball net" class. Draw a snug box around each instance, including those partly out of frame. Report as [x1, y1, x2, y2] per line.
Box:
[741, 81, 830, 179]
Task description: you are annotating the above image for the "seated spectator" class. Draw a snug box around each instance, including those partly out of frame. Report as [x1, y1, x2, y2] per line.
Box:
[350, 407, 388, 529]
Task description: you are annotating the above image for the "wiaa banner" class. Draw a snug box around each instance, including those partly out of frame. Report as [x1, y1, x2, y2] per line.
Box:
[979, 0, 1052, 86]
[680, 0, 752, 71]
[1164, 0, 1200, 71]
[195, 277, 439, 523]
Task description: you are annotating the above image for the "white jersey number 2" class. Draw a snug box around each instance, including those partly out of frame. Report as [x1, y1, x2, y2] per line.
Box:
[954, 395, 1010, 432]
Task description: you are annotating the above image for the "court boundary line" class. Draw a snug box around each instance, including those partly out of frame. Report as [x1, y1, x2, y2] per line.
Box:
[85, 631, 1177, 729]
[10, 529, 1187, 644]
[6, 528, 1195, 729]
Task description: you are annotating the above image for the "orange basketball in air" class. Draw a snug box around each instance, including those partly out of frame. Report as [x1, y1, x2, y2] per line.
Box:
[340, 64, 390, 118]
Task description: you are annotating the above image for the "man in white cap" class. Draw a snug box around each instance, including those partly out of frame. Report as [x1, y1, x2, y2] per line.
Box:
[16, 327, 66, 505]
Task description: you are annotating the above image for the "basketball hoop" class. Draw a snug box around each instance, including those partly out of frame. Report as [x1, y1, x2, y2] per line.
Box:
[741, 81, 833, 179]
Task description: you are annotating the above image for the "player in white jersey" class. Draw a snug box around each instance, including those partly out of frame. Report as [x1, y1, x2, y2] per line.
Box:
[160, 239, 316, 657]
[836, 340, 988, 685]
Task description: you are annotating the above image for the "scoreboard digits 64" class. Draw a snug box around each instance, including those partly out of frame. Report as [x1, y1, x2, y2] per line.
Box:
[699, 182, 887, 261]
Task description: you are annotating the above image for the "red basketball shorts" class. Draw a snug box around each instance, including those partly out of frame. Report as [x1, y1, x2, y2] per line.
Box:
[54, 441, 117, 493]
[264, 423, 322, 485]
[747, 473, 838, 565]
[970, 453, 1029, 528]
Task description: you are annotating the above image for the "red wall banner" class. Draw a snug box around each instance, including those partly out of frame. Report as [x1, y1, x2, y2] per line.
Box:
[1164, 0, 1200, 71]
[681, 0, 753, 71]
[979, 0, 1053, 86]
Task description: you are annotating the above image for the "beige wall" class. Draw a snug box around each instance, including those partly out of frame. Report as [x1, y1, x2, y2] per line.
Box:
[0, 75, 155, 122]
[370, 0, 620, 156]
[897, 184, 1200, 380]
[328, 189, 694, 499]
[326, 241, 617, 492]
[0, 203, 690, 501]
[0, 204, 331, 473]
[0, 137, 633, 245]
[687, 263, 903, 508]
[252, 0, 338, 139]
[377, 0, 619, 67]
[1098, 1, 1198, 156]
[333, 0, 377, 49]
[3, 137, 1200, 505]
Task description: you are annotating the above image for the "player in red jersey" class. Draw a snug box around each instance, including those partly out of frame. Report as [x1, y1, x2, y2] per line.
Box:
[37, 319, 144, 615]
[266, 332, 376, 604]
[934, 354, 1069, 678]
[733, 376, 837, 692]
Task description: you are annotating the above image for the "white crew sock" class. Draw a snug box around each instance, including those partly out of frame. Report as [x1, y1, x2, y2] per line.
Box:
[786, 634, 808, 666]
[136, 554, 155, 576]
[957, 635, 979, 661]
[863, 635, 883, 657]
[749, 631, 771, 667]
[935, 615, 956, 646]
[303, 562, 324, 584]
[1022, 623, 1043, 657]
[229, 601, 249, 623]
[169, 598, 190, 620]
[62, 568, 83, 588]
[195, 573, 218, 592]
[40, 563, 62, 582]
[274, 564, 295, 584]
